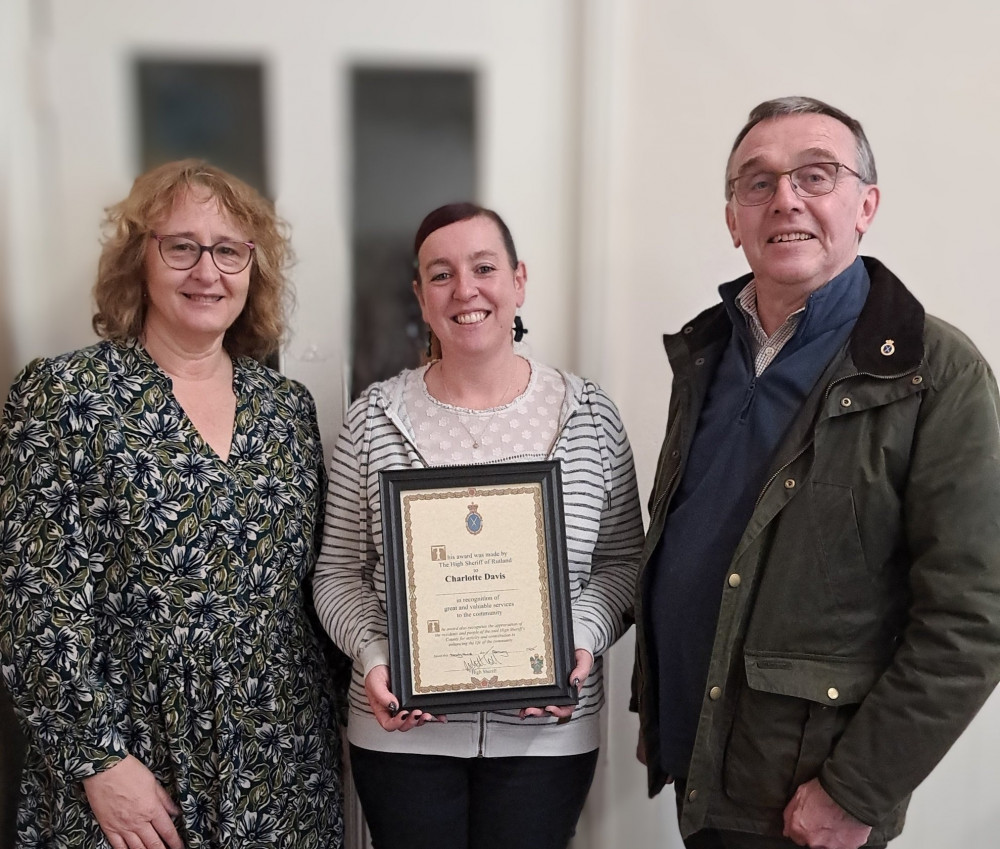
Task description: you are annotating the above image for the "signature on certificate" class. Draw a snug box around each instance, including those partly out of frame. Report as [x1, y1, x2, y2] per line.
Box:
[463, 648, 510, 675]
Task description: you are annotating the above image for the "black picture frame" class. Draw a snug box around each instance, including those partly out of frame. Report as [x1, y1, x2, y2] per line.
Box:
[379, 460, 576, 714]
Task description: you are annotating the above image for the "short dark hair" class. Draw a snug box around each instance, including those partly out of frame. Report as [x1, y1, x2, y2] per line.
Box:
[411, 203, 520, 362]
[412, 203, 518, 282]
[725, 96, 878, 200]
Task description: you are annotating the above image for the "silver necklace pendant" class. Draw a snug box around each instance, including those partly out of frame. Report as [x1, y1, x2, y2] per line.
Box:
[440, 360, 520, 451]
[461, 415, 483, 449]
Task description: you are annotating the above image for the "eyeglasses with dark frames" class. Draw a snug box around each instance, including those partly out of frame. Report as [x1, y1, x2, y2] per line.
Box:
[728, 162, 865, 207]
[151, 233, 255, 273]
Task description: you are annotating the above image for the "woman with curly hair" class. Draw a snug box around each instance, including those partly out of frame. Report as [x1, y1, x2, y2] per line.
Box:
[0, 160, 343, 849]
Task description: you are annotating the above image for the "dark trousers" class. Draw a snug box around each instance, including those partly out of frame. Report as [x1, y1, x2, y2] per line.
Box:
[350, 744, 598, 849]
[674, 779, 885, 849]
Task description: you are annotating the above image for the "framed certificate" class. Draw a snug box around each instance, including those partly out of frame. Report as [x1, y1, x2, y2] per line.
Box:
[379, 460, 577, 714]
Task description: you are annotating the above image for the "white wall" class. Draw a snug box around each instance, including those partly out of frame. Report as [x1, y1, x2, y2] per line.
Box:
[1, 0, 578, 460]
[594, 1, 1000, 846]
[0, 0, 15, 393]
[4, 1, 1000, 847]
[0, 0, 44, 395]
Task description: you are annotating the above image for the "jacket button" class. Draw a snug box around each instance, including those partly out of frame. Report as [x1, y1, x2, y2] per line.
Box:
[840, 397, 852, 408]
[709, 686, 722, 700]
[695, 357, 706, 366]
[912, 375, 923, 385]
[688, 789, 698, 801]
[671, 450, 680, 458]
[728, 573, 741, 588]
[683, 326, 694, 335]
[784, 479, 795, 489]
[827, 687, 840, 700]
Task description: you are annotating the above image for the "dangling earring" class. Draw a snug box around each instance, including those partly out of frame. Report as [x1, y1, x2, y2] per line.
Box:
[513, 314, 528, 343]
[423, 328, 441, 364]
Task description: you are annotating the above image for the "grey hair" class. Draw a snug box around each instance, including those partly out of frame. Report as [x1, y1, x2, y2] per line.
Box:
[725, 96, 878, 200]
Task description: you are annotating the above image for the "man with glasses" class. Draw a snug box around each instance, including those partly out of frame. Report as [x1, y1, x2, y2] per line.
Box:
[632, 96, 1000, 848]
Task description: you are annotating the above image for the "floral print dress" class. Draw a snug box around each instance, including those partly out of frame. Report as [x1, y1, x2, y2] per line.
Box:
[0, 340, 343, 848]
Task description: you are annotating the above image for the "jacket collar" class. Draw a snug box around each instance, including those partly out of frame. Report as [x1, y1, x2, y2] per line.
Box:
[851, 256, 924, 374]
[664, 256, 925, 376]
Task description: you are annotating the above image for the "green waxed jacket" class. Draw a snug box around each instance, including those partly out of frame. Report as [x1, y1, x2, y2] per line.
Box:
[633, 257, 1000, 843]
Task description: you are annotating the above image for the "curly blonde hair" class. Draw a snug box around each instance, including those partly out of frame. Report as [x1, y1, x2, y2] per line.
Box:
[92, 159, 293, 360]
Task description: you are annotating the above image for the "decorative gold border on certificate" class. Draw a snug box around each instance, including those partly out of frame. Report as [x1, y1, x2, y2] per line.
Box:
[400, 484, 556, 694]
[380, 460, 575, 714]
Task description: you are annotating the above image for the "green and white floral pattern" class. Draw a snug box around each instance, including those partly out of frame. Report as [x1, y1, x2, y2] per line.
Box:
[0, 340, 343, 848]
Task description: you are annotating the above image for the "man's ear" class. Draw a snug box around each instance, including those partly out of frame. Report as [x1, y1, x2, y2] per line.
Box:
[855, 184, 881, 238]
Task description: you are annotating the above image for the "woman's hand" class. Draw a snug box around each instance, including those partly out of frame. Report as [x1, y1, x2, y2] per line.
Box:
[364, 664, 446, 731]
[83, 755, 183, 849]
[520, 649, 594, 721]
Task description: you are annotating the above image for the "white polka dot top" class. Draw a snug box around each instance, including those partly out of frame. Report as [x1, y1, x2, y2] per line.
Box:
[405, 359, 565, 464]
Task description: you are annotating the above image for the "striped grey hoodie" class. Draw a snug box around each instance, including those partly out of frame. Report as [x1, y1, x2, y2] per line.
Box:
[313, 365, 644, 758]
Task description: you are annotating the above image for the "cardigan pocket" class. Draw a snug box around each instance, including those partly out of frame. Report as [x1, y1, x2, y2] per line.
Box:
[722, 653, 883, 808]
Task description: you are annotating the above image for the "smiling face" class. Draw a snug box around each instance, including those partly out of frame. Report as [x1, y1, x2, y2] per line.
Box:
[725, 113, 880, 302]
[413, 215, 526, 362]
[143, 188, 252, 350]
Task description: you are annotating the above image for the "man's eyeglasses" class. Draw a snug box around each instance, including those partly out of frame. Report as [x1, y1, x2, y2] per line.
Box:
[152, 233, 255, 273]
[728, 162, 865, 207]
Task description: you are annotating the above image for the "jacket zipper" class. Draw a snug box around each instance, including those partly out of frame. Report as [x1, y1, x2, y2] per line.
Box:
[738, 377, 757, 424]
[649, 396, 688, 520]
[822, 367, 918, 399]
[651, 465, 680, 524]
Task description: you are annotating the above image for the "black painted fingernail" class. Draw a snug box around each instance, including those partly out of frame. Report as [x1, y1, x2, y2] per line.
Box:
[572, 677, 581, 687]
[387, 702, 398, 716]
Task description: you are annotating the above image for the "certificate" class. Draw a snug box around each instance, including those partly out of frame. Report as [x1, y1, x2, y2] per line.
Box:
[380, 461, 576, 714]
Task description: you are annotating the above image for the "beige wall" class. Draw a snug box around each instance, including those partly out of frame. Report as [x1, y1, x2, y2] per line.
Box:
[0, 288, 13, 402]
[1, 0, 18, 397]
[592, 2, 1000, 847]
[3, 2, 1000, 848]
[603, 0, 1000, 485]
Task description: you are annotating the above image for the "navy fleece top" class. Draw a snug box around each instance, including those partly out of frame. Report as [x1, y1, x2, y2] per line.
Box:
[650, 258, 870, 778]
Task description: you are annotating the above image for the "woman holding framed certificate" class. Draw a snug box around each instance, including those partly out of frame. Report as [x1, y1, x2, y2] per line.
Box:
[314, 203, 644, 849]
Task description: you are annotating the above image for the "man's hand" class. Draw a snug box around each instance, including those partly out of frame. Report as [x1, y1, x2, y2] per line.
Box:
[636, 728, 647, 765]
[783, 778, 872, 849]
[634, 730, 674, 784]
[83, 755, 184, 849]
